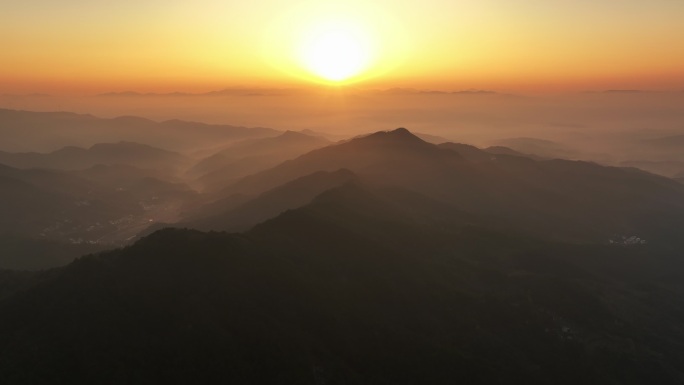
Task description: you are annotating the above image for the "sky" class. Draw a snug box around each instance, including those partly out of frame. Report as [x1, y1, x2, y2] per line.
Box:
[3, 0, 684, 94]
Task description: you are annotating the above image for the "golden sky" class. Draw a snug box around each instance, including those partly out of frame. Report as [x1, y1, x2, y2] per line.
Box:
[3, 0, 684, 94]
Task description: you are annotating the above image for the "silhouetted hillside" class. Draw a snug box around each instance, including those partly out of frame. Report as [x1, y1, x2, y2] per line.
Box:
[211, 128, 684, 243]
[221, 128, 455, 196]
[0, 141, 189, 174]
[189, 131, 331, 191]
[2, 124, 684, 383]
[0, 166, 136, 240]
[490, 137, 578, 159]
[0, 108, 280, 152]
[438, 142, 496, 162]
[0, 163, 197, 256]
[1, 185, 683, 384]
[188, 169, 359, 232]
[619, 160, 684, 178]
[484, 146, 545, 160]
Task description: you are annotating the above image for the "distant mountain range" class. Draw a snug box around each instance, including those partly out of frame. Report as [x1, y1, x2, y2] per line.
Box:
[188, 131, 332, 192]
[489, 137, 579, 159]
[0, 141, 189, 174]
[96, 87, 514, 98]
[191, 128, 684, 243]
[2, 121, 684, 383]
[0, 108, 279, 152]
[97, 87, 302, 97]
[2, 121, 684, 263]
[0, 160, 197, 254]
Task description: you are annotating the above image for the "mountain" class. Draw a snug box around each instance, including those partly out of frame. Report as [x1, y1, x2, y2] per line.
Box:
[0, 163, 197, 254]
[73, 164, 200, 224]
[213, 128, 684, 243]
[2, 127, 684, 382]
[437, 142, 497, 162]
[484, 146, 546, 160]
[188, 131, 331, 191]
[490, 137, 578, 159]
[438, 143, 542, 162]
[0, 163, 113, 200]
[75, 164, 192, 197]
[186, 169, 360, 232]
[415, 132, 450, 144]
[370, 88, 509, 97]
[73, 164, 170, 185]
[220, 128, 453, 197]
[0, 171, 136, 269]
[0, 108, 280, 153]
[0, 141, 189, 174]
[619, 160, 684, 178]
[0, 183, 683, 383]
[0, 164, 136, 239]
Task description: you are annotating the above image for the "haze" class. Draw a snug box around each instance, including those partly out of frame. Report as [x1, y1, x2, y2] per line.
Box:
[3, 0, 684, 93]
[2, 1, 684, 383]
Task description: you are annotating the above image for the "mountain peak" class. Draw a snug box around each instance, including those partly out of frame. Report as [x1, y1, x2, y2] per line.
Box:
[280, 130, 308, 139]
[385, 127, 418, 138]
[351, 127, 429, 148]
[380, 127, 421, 139]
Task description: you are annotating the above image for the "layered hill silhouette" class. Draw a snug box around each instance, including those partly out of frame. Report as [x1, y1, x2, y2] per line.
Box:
[0, 162, 197, 255]
[2, 123, 684, 383]
[198, 128, 684, 243]
[189, 131, 331, 191]
[490, 137, 578, 159]
[4, 125, 684, 269]
[0, 164, 135, 237]
[186, 169, 359, 232]
[219, 128, 459, 196]
[1, 183, 683, 383]
[0, 108, 279, 153]
[0, 141, 189, 174]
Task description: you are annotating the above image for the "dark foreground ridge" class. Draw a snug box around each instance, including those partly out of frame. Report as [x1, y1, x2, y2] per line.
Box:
[2, 125, 684, 384]
[1, 181, 684, 384]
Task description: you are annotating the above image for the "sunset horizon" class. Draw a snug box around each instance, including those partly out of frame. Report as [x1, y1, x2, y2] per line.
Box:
[2, 1, 684, 384]
[4, 1, 684, 95]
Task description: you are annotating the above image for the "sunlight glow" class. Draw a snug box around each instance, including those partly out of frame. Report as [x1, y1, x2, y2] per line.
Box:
[262, 4, 408, 86]
[298, 22, 371, 82]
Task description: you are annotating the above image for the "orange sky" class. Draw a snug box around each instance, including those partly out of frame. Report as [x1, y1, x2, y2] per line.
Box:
[3, 0, 684, 95]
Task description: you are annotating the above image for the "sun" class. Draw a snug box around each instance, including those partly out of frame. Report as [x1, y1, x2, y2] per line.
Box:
[263, 5, 408, 85]
[298, 21, 372, 82]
